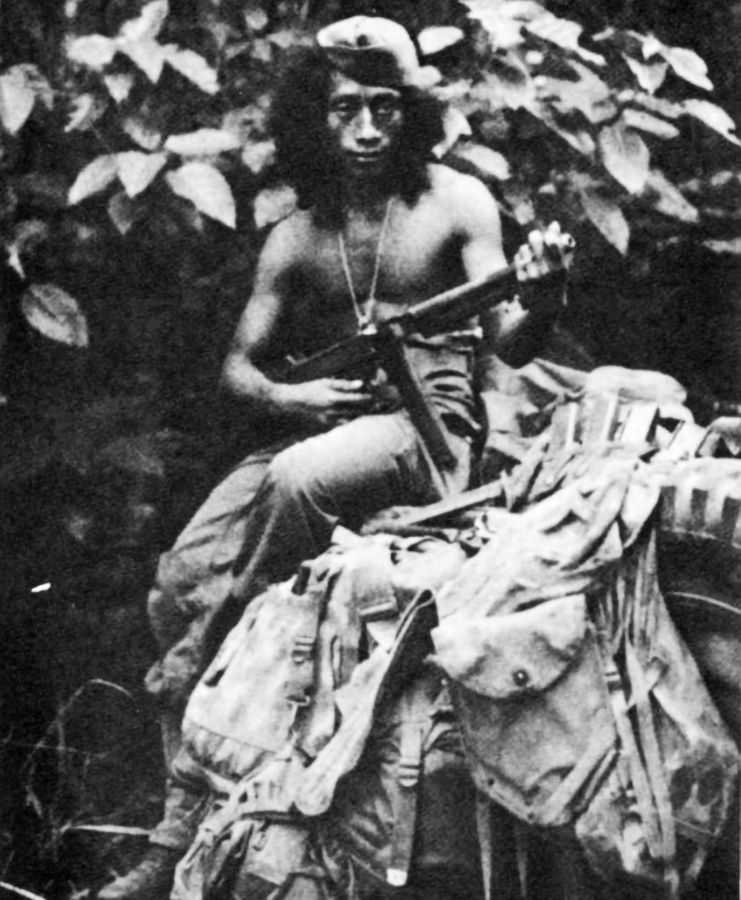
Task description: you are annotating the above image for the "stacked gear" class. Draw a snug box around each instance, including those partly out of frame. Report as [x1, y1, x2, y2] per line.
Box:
[169, 365, 740, 900]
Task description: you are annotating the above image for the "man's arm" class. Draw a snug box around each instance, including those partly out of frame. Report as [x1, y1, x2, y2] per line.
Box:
[220, 217, 372, 427]
[454, 175, 565, 368]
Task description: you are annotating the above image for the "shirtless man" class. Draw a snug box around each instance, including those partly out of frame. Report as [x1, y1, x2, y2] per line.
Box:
[99, 16, 567, 899]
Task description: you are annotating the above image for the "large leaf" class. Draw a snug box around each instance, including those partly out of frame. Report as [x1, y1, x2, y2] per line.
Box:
[418, 26, 464, 56]
[578, 186, 630, 254]
[163, 47, 219, 94]
[164, 129, 241, 156]
[621, 55, 667, 94]
[66, 34, 117, 69]
[241, 139, 275, 173]
[21, 283, 89, 347]
[598, 122, 649, 194]
[525, 11, 605, 65]
[0, 67, 36, 134]
[622, 108, 679, 140]
[166, 162, 236, 227]
[117, 151, 167, 196]
[118, 0, 169, 42]
[450, 141, 510, 180]
[68, 154, 119, 204]
[644, 170, 698, 223]
[683, 100, 741, 147]
[661, 45, 713, 91]
[253, 184, 297, 229]
[537, 64, 614, 124]
[119, 37, 166, 82]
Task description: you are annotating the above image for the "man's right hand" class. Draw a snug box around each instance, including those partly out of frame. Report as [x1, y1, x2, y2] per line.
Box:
[274, 378, 373, 428]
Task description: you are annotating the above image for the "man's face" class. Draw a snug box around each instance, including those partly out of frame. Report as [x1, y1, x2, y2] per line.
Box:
[326, 72, 404, 179]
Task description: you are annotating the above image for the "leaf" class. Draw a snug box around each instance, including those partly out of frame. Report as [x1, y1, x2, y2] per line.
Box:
[68, 154, 119, 204]
[644, 170, 699, 223]
[16, 63, 53, 109]
[108, 190, 137, 234]
[122, 115, 162, 150]
[598, 122, 649, 194]
[449, 141, 510, 180]
[253, 184, 297, 228]
[0, 67, 36, 134]
[632, 92, 683, 120]
[241, 139, 275, 173]
[622, 55, 668, 94]
[243, 3, 269, 31]
[64, 92, 107, 132]
[662, 45, 713, 91]
[622, 108, 679, 140]
[163, 47, 219, 94]
[702, 237, 741, 255]
[66, 34, 117, 69]
[164, 129, 241, 156]
[104, 72, 135, 103]
[578, 186, 630, 254]
[118, 0, 168, 42]
[249, 38, 273, 63]
[683, 99, 741, 147]
[116, 151, 167, 196]
[536, 66, 614, 124]
[538, 108, 595, 155]
[433, 106, 471, 158]
[525, 12, 605, 66]
[417, 26, 464, 56]
[166, 162, 236, 227]
[119, 37, 166, 82]
[21, 283, 89, 347]
[461, 0, 545, 49]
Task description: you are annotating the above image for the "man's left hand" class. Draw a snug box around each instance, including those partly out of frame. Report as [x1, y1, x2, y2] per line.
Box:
[515, 220, 575, 282]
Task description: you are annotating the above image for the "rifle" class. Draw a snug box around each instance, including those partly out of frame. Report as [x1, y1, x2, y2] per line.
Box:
[276, 259, 569, 477]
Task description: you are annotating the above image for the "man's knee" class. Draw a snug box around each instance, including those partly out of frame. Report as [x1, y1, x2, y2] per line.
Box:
[264, 444, 324, 503]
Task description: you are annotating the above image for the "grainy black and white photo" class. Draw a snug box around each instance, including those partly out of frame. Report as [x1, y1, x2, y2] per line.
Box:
[1, 2, 740, 899]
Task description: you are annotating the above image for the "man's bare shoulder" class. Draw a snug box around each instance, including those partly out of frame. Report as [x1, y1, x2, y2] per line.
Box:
[259, 208, 321, 270]
[426, 163, 493, 205]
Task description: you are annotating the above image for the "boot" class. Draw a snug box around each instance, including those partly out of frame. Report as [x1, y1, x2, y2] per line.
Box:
[97, 845, 181, 900]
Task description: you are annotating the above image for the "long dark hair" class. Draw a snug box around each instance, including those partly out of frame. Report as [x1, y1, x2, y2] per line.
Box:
[269, 45, 445, 226]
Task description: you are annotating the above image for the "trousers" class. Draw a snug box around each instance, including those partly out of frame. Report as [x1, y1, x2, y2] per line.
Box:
[144, 410, 472, 849]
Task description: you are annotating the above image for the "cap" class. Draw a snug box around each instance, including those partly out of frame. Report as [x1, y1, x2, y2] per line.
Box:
[316, 16, 440, 88]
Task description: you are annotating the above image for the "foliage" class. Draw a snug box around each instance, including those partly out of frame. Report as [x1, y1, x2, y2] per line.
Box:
[0, 0, 738, 388]
[0, 3, 739, 895]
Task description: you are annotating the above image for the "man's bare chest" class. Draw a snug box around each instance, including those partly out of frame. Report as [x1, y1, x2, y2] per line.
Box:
[295, 208, 463, 320]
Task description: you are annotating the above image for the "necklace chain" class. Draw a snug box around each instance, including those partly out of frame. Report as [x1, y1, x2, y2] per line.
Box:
[337, 198, 394, 330]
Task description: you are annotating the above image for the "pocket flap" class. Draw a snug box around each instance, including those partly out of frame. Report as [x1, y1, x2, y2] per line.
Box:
[432, 594, 588, 699]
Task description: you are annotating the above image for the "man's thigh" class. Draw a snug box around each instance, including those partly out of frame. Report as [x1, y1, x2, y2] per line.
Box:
[270, 413, 470, 524]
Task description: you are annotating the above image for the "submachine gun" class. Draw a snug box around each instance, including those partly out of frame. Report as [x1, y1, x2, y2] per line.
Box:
[276, 245, 572, 477]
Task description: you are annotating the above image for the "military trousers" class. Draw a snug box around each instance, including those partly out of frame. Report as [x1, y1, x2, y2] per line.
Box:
[144, 410, 472, 850]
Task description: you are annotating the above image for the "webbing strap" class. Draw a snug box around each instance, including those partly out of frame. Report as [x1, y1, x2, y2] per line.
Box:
[475, 796, 493, 900]
[625, 641, 680, 898]
[595, 627, 664, 860]
[387, 691, 426, 887]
